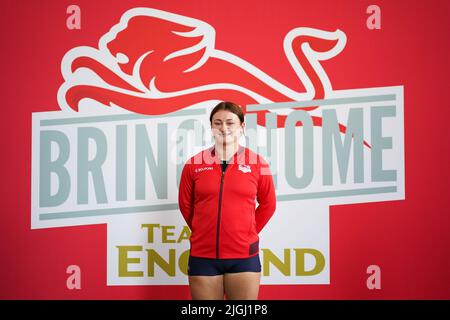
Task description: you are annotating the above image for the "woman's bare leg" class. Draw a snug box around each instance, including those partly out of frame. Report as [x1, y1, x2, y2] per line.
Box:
[224, 272, 261, 300]
[189, 275, 224, 300]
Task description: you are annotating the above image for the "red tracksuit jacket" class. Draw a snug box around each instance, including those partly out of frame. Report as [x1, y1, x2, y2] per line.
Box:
[178, 145, 276, 259]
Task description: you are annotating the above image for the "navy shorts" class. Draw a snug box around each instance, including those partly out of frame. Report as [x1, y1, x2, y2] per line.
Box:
[188, 254, 261, 276]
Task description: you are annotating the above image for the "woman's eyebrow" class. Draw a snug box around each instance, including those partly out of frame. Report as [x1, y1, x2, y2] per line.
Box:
[213, 118, 236, 122]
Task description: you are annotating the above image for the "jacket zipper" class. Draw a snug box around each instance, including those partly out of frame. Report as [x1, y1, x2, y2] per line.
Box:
[216, 167, 227, 259]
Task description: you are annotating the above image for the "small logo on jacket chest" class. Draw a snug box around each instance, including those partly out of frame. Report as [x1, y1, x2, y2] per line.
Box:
[238, 164, 251, 173]
[195, 166, 213, 173]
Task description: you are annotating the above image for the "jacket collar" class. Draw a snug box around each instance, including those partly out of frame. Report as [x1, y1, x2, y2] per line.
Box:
[209, 145, 245, 164]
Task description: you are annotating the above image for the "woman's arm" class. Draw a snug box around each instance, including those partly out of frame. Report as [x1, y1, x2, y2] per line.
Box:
[255, 157, 276, 233]
[178, 162, 194, 229]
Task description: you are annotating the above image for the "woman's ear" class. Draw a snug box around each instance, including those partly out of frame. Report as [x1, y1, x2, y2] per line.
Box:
[240, 122, 246, 139]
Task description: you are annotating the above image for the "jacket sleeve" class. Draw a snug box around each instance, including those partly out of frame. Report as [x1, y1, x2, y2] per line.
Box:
[255, 157, 276, 233]
[178, 162, 194, 229]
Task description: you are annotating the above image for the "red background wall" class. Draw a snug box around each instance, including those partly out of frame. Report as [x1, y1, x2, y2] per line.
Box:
[1, 0, 449, 299]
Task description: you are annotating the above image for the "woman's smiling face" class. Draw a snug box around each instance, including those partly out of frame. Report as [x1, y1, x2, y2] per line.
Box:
[211, 110, 244, 145]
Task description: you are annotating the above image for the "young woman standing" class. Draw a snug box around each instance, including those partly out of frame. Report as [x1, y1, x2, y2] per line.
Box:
[178, 101, 276, 300]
